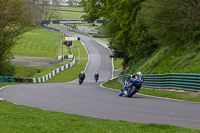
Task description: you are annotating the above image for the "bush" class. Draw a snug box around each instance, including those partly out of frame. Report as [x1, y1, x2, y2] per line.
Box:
[0, 60, 15, 76]
[14, 65, 38, 78]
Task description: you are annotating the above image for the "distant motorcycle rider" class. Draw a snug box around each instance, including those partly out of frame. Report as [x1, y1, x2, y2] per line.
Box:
[94, 72, 99, 82]
[79, 71, 85, 85]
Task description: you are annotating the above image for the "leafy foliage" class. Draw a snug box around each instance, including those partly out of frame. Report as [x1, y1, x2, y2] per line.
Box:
[83, 0, 200, 74]
[0, 0, 33, 76]
[82, 0, 106, 21]
[140, 0, 200, 46]
[82, 0, 156, 64]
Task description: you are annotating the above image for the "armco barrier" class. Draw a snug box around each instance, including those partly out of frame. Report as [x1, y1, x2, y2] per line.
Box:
[32, 57, 75, 83]
[118, 74, 131, 83]
[118, 73, 200, 92]
[0, 76, 15, 82]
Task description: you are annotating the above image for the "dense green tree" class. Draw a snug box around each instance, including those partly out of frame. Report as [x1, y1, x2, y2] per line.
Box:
[0, 0, 33, 75]
[82, 0, 155, 65]
[105, 0, 148, 63]
[140, 0, 200, 46]
[82, 0, 106, 21]
[83, 0, 200, 70]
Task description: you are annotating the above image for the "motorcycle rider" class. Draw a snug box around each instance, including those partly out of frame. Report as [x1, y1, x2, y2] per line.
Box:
[128, 71, 144, 83]
[94, 72, 99, 82]
[123, 71, 144, 94]
[79, 71, 85, 84]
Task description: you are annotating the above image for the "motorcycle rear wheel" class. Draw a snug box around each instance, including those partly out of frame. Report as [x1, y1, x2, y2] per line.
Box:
[79, 79, 83, 85]
[127, 86, 137, 97]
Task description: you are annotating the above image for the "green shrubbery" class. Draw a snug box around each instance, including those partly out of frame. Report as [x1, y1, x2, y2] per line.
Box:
[14, 65, 57, 78]
[0, 60, 15, 76]
[0, 0, 33, 76]
[14, 65, 38, 78]
[83, 0, 200, 74]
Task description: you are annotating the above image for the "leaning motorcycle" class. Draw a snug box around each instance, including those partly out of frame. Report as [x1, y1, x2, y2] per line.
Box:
[119, 78, 142, 97]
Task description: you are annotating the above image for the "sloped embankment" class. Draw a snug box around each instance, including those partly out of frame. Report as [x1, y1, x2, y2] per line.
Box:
[125, 42, 200, 74]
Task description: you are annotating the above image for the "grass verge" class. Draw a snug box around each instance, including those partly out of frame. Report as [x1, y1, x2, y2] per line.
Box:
[113, 58, 123, 70]
[93, 37, 109, 42]
[46, 60, 87, 83]
[102, 78, 200, 102]
[57, 10, 85, 20]
[0, 100, 199, 133]
[58, 6, 84, 11]
[14, 28, 63, 57]
[14, 27, 70, 57]
[72, 41, 88, 57]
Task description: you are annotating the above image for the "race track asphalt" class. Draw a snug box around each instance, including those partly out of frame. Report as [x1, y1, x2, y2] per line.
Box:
[0, 26, 200, 130]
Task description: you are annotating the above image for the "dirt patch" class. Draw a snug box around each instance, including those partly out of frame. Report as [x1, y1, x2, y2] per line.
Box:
[11, 55, 62, 67]
[11, 55, 88, 67]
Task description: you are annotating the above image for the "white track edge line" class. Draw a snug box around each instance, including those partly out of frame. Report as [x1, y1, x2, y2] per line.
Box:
[100, 81, 200, 104]
[80, 40, 90, 73]
[0, 86, 11, 100]
[94, 40, 114, 79]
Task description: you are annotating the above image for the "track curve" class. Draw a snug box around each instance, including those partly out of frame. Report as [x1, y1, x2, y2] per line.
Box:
[0, 27, 200, 130]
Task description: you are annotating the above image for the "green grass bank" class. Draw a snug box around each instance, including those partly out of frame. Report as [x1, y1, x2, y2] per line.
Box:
[14, 28, 70, 58]
[56, 7, 84, 20]
[124, 42, 200, 74]
[0, 100, 199, 133]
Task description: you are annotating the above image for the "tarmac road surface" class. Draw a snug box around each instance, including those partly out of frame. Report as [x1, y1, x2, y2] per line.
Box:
[0, 26, 200, 130]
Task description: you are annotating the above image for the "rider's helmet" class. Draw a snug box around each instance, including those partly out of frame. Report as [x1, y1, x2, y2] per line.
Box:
[137, 71, 143, 82]
[137, 71, 142, 75]
[81, 71, 84, 74]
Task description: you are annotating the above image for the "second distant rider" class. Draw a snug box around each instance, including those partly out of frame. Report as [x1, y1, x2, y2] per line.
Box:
[79, 71, 86, 85]
[94, 72, 99, 82]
